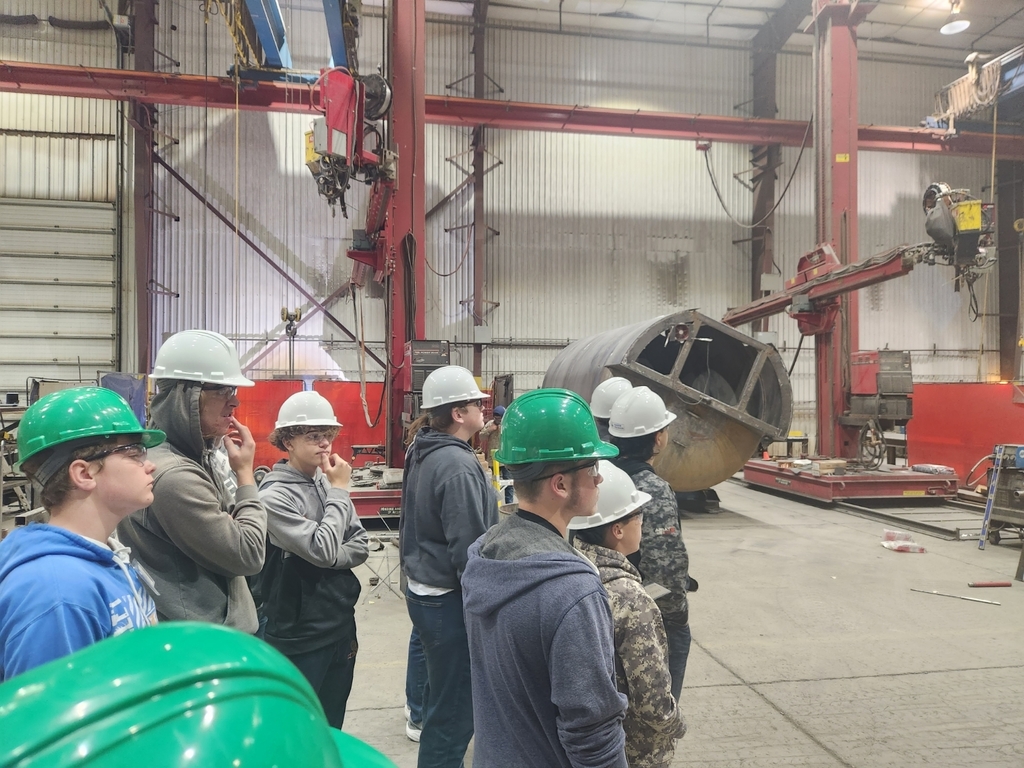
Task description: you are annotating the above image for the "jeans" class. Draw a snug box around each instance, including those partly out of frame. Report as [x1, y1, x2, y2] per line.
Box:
[288, 633, 358, 730]
[662, 611, 692, 700]
[406, 588, 474, 768]
[406, 625, 428, 726]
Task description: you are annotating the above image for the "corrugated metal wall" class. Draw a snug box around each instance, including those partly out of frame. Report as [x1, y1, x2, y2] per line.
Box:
[0, 1, 118, 200]
[0, 1, 125, 392]
[140, 11, 999, 407]
[772, 52, 997, 438]
[427, 22, 753, 389]
[150, 1, 383, 380]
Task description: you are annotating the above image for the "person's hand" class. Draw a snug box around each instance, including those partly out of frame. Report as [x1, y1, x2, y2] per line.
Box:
[224, 417, 256, 482]
[322, 453, 352, 489]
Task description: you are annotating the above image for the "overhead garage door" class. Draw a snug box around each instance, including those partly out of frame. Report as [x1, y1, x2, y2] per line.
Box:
[0, 198, 118, 399]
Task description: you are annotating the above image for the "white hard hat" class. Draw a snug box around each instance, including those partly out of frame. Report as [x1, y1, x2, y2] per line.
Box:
[568, 461, 652, 530]
[608, 385, 676, 438]
[275, 391, 341, 429]
[152, 330, 254, 387]
[590, 376, 632, 419]
[421, 365, 489, 409]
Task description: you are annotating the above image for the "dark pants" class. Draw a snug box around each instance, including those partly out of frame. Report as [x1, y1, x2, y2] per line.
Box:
[287, 631, 358, 730]
[662, 611, 692, 700]
[406, 588, 474, 768]
[406, 624, 428, 726]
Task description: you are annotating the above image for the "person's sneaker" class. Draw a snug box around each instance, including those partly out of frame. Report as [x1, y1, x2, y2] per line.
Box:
[404, 705, 422, 743]
[405, 720, 422, 743]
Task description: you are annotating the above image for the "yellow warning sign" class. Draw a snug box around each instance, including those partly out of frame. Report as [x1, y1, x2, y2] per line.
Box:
[835, 153, 850, 163]
[902, 490, 926, 497]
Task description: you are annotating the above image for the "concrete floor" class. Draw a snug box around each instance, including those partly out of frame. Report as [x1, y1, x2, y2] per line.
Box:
[345, 482, 1024, 767]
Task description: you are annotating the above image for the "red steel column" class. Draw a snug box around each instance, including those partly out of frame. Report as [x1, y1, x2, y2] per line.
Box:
[388, 0, 426, 465]
[812, 0, 869, 458]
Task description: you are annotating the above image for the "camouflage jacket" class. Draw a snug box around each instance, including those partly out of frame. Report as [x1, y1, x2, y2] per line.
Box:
[630, 466, 690, 620]
[576, 540, 687, 768]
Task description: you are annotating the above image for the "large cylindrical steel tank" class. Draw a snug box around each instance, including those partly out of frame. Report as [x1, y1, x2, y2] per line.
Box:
[543, 311, 792, 491]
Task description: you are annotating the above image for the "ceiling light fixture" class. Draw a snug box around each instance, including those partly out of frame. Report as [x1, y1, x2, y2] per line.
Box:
[939, 0, 970, 35]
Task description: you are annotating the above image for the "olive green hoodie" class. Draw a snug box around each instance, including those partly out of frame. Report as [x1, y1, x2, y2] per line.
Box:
[117, 381, 266, 632]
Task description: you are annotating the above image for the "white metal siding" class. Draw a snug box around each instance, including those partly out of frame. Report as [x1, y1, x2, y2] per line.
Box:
[140, 13, 1001, 406]
[0, 199, 118, 395]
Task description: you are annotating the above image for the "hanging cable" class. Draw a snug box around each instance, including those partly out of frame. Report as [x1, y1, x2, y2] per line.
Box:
[703, 113, 813, 230]
[424, 222, 473, 277]
[352, 285, 385, 428]
[787, 334, 806, 377]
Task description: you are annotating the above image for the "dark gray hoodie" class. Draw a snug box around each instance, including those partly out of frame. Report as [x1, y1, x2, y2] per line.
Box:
[117, 381, 267, 632]
[461, 514, 628, 768]
[399, 428, 498, 590]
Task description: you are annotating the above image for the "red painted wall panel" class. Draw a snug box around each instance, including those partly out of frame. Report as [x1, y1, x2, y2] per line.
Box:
[313, 381, 388, 467]
[907, 383, 1024, 482]
[233, 380, 304, 471]
[235, 380, 389, 471]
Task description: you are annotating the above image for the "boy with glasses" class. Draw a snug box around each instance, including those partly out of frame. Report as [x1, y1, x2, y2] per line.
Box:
[118, 330, 268, 633]
[0, 387, 164, 680]
[400, 365, 499, 768]
[569, 461, 687, 768]
[254, 391, 369, 728]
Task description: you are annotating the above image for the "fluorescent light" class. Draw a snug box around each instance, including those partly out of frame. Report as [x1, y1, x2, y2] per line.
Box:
[940, 0, 970, 35]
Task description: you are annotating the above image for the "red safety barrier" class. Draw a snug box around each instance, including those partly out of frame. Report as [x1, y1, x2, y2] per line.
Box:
[907, 383, 1024, 483]
[235, 380, 389, 471]
[233, 380, 305, 471]
[313, 381, 388, 467]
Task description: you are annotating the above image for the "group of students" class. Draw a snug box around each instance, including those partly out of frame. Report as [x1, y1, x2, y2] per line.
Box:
[0, 329, 695, 768]
[0, 329, 368, 732]
[399, 368, 695, 768]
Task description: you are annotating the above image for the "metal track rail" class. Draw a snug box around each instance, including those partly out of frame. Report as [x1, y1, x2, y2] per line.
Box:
[835, 500, 984, 541]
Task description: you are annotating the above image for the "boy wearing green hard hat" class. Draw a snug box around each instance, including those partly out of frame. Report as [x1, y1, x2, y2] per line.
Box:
[461, 388, 629, 768]
[0, 387, 165, 681]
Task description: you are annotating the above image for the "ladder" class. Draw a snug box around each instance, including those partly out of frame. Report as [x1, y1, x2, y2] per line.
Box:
[978, 445, 1005, 552]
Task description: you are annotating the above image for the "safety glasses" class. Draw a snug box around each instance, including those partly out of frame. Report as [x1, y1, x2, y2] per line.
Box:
[81, 442, 149, 465]
[534, 460, 600, 482]
[299, 430, 338, 445]
[201, 384, 238, 399]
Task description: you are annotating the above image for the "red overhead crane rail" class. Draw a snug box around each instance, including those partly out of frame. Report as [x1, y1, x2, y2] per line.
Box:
[2, 61, 1023, 158]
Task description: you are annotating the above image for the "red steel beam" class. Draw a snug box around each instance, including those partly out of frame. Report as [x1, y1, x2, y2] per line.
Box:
[722, 246, 917, 328]
[4, 61, 1024, 158]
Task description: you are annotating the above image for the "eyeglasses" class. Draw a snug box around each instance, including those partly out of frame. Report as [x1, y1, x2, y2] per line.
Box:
[535, 460, 600, 482]
[462, 399, 484, 409]
[299, 430, 337, 445]
[201, 384, 238, 398]
[81, 442, 148, 465]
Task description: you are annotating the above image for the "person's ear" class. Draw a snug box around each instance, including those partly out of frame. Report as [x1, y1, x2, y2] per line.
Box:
[610, 521, 626, 542]
[67, 459, 100, 492]
[550, 472, 570, 500]
[451, 405, 466, 424]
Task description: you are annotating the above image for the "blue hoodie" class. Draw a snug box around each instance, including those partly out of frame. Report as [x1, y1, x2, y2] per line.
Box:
[0, 524, 156, 681]
[461, 514, 628, 768]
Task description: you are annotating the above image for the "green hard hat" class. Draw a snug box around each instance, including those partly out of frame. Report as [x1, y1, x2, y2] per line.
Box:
[494, 388, 618, 465]
[16, 386, 165, 470]
[0, 623, 398, 768]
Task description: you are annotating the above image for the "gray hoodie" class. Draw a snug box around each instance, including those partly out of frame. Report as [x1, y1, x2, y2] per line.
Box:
[254, 462, 369, 655]
[117, 381, 267, 632]
[399, 428, 499, 590]
[461, 514, 628, 768]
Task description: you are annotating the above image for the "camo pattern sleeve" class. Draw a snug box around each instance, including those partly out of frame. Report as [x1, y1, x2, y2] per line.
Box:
[632, 469, 689, 619]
